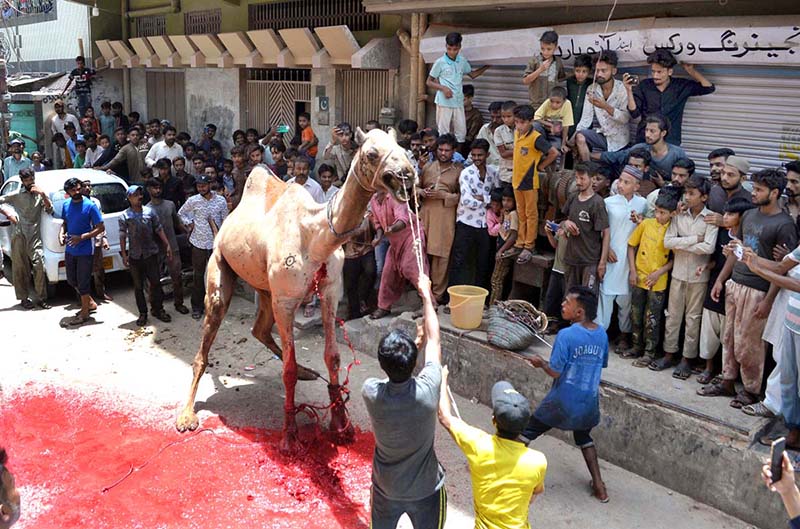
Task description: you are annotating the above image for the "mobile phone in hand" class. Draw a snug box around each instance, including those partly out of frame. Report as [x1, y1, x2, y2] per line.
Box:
[771, 437, 786, 483]
[546, 220, 560, 233]
[627, 74, 640, 86]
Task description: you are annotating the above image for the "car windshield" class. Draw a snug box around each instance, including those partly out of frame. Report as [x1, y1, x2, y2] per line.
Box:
[50, 183, 128, 217]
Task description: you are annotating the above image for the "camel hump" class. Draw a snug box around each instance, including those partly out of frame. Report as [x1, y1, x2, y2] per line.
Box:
[240, 165, 288, 213]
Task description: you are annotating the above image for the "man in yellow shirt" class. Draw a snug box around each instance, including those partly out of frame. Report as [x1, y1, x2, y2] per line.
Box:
[439, 371, 547, 529]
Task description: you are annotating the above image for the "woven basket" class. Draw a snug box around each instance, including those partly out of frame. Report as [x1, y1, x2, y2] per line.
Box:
[486, 300, 548, 351]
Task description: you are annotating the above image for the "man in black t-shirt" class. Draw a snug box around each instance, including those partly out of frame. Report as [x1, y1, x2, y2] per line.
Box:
[63, 56, 96, 119]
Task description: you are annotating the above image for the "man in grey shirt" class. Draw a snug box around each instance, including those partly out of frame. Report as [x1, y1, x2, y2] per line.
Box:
[362, 272, 446, 529]
[119, 185, 173, 326]
[146, 178, 189, 314]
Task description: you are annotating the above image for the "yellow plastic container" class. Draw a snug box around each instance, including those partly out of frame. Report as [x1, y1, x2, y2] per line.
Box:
[447, 285, 489, 330]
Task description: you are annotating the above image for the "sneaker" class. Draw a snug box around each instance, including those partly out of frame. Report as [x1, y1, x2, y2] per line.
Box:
[136, 314, 148, 326]
[174, 304, 190, 315]
[154, 310, 172, 323]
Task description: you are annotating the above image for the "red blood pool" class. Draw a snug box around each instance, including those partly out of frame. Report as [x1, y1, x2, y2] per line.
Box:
[0, 386, 375, 528]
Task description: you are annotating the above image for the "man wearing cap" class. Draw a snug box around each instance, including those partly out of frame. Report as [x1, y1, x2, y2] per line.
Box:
[362, 273, 447, 529]
[705, 155, 753, 226]
[0, 168, 53, 309]
[2, 140, 31, 184]
[145, 125, 183, 175]
[119, 185, 173, 326]
[523, 285, 610, 503]
[49, 100, 80, 138]
[439, 374, 547, 528]
[597, 166, 646, 353]
[178, 173, 229, 320]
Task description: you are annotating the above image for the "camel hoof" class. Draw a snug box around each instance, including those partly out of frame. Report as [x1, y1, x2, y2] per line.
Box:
[279, 428, 300, 454]
[176, 410, 199, 432]
[297, 365, 320, 381]
[331, 421, 355, 445]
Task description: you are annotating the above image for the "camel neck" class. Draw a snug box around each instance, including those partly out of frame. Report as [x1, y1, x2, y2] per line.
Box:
[318, 168, 373, 253]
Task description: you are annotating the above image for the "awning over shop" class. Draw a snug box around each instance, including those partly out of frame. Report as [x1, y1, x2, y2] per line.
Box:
[420, 15, 800, 66]
[95, 24, 400, 70]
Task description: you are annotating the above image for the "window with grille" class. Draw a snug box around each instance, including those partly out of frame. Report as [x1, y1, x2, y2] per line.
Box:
[249, 0, 379, 32]
[184, 9, 221, 35]
[135, 15, 166, 38]
[247, 69, 311, 82]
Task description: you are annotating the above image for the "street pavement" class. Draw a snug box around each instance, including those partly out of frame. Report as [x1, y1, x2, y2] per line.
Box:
[0, 275, 759, 528]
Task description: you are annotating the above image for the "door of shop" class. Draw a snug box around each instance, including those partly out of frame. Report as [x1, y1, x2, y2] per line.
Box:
[245, 69, 311, 144]
[146, 71, 187, 132]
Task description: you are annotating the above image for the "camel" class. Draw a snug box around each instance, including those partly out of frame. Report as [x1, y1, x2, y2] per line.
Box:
[175, 128, 416, 451]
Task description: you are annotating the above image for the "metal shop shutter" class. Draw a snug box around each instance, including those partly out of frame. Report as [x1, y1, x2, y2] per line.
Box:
[470, 66, 529, 116]
[680, 67, 800, 173]
[470, 65, 800, 174]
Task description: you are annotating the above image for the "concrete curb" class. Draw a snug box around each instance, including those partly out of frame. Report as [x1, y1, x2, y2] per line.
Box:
[340, 312, 784, 529]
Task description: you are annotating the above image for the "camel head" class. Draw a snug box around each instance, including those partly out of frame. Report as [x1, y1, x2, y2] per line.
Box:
[353, 127, 416, 202]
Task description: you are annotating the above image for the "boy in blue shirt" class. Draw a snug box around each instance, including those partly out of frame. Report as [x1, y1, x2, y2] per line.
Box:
[426, 32, 489, 148]
[522, 285, 610, 503]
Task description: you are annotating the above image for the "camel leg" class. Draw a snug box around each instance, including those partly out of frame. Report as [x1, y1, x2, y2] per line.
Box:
[319, 279, 355, 444]
[252, 289, 320, 381]
[176, 251, 237, 432]
[272, 299, 301, 453]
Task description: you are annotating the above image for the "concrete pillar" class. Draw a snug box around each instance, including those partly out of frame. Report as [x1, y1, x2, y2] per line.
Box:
[311, 66, 338, 165]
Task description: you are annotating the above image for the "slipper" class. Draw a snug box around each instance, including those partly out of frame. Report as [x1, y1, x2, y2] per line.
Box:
[648, 356, 675, 371]
[502, 247, 522, 259]
[65, 315, 90, 327]
[730, 391, 757, 409]
[516, 250, 533, 265]
[696, 370, 715, 385]
[590, 480, 609, 503]
[742, 402, 777, 418]
[672, 364, 692, 380]
[620, 348, 643, 359]
[632, 357, 653, 368]
[369, 308, 390, 320]
[759, 435, 800, 450]
[696, 383, 736, 397]
[710, 375, 722, 385]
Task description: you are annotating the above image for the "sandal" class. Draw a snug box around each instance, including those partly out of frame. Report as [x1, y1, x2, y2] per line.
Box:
[742, 402, 777, 418]
[502, 247, 522, 259]
[672, 363, 693, 380]
[516, 249, 533, 265]
[730, 391, 758, 409]
[696, 370, 715, 385]
[620, 348, 643, 359]
[632, 356, 653, 368]
[648, 356, 676, 372]
[369, 308, 390, 320]
[710, 375, 722, 385]
[696, 383, 736, 398]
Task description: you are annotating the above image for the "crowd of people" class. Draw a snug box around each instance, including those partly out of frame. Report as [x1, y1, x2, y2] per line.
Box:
[1, 30, 799, 527]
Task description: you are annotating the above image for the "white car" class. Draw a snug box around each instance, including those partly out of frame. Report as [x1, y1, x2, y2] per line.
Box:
[0, 169, 129, 297]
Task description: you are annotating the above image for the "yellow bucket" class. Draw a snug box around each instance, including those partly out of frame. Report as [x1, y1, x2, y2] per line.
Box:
[447, 285, 489, 330]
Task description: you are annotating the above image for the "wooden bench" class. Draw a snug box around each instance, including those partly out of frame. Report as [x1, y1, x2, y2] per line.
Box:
[510, 251, 555, 307]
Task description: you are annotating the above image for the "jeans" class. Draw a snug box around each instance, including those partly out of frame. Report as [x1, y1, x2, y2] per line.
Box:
[374, 237, 390, 289]
[191, 245, 213, 312]
[343, 251, 376, 319]
[370, 486, 447, 529]
[448, 221, 492, 291]
[129, 254, 163, 315]
[630, 286, 666, 358]
[77, 92, 92, 121]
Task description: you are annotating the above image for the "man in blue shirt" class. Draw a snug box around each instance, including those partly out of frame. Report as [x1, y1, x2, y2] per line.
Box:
[59, 177, 104, 326]
[426, 32, 489, 148]
[522, 285, 610, 503]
